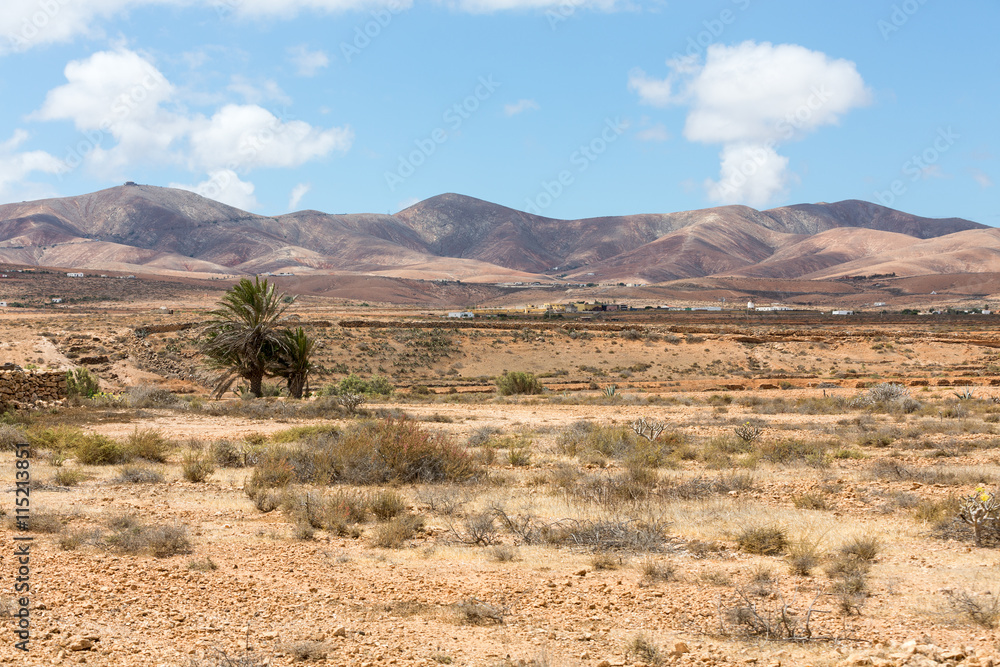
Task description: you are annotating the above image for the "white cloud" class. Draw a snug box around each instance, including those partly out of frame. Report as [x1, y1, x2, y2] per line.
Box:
[0, 130, 64, 202]
[627, 68, 674, 108]
[188, 104, 353, 171]
[227, 76, 292, 106]
[704, 144, 791, 208]
[288, 45, 329, 77]
[288, 182, 311, 210]
[170, 169, 260, 211]
[970, 168, 993, 189]
[630, 41, 870, 207]
[32, 48, 352, 179]
[503, 99, 539, 116]
[636, 123, 670, 142]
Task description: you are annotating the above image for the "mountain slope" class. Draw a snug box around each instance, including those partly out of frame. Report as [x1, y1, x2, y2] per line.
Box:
[0, 185, 989, 284]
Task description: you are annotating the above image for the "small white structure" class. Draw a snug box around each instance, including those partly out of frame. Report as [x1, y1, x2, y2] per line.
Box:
[0, 302, 6, 307]
[747, 301, 756, 310]
[983, 310, 992, 315]
[66, 272, 84, 277]
[874, 302, 887, 307]
[832, 310, 854, 315]
[447, 311, 475, 319]
[51, 298, 63, 303]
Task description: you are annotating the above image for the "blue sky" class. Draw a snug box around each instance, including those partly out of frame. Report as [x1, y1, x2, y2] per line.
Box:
[0, 0, 996, 225]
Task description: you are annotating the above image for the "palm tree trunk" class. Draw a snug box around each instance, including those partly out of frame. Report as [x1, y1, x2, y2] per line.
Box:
[249, 369, 264, 397]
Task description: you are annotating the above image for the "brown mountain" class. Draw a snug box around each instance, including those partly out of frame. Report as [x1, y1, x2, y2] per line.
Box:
[0, 185, 989, 284]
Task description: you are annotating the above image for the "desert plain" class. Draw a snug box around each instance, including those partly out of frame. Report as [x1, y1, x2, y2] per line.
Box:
[2, 272, 1000, 667]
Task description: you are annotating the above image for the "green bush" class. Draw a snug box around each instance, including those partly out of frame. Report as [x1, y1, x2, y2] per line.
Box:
[66, 367, 100, 398]
[125, 428, 173, 463]
[324, 374, 395, 397]
[495, 371, 542, 396]
[75, 434, 131, 465]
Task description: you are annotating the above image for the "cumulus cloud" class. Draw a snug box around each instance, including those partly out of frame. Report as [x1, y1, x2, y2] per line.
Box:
[288, 182, 311, 210]
[630, 41, 870, 207]
[0, 130, 64, 202]
[170, 169, 260, 211]
[503, 99, 539, 116]
[288, 45, 329, 77]
[227, 76, 292, 106]
[32, 48, 352, 182]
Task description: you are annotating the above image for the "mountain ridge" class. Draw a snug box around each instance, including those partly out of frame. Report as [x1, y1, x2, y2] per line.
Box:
[0, 185, 990, 284]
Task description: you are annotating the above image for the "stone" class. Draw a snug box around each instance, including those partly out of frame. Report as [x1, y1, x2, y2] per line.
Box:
[597, 661, 612, 667]
[671, 640, 690, 657]
[332, 626, 347, 638]
[66, 636, 94, 651]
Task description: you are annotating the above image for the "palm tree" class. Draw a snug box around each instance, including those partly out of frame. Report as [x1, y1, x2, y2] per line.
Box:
[201, 277, 292, 398]
[272, 327, 314, 399]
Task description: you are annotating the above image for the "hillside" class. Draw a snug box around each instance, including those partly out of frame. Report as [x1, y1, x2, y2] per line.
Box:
[0, 185, 989, 286]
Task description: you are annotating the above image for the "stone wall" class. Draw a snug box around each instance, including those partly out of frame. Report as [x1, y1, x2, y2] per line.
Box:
[0, 370, 67, 406]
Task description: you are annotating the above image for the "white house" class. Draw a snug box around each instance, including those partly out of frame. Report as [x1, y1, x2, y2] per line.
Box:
[66, 272, 84, 278]
[832, 310, 854, 315]
[447, 312, 474, 319]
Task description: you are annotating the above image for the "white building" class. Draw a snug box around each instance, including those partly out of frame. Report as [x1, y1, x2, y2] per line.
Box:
[832, 310, 854, 315]
[66, 272, 84, 278]
[447, 312, 475, 319]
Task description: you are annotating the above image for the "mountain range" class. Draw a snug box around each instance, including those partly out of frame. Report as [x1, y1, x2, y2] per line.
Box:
[0, 184, 994, 285]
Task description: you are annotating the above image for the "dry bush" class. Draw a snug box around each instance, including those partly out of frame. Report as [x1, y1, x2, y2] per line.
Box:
[624, 635, 664, 665]
[489, 545, 518, 562]
[838, 534, 880, 563]
[736, 525, 788, 555]
[279, 640, 329, 661]
[188, 557, 219, 571]
[591, 551, 621, 570]
[123, 428, 173, 462]
[661, 472, 756, 500]
[114, 464, 165, 484]
[941, 588, 1000, 628]
[368, 489, 406, 521]
[52, 467, 88, 487]
[639, 558, 677, 583]
[495, 371, 542, 396]
[124, 385, 181, 408]
[786, 539, 823, 576]
[182, 451, 215, 482]
[544, 518, 668, 552]
[10, 509, 65, 533]
[104, 515, 192, 557]
[453, 598, 506, 625]
[371, 514, 424, 548]
[0, 423, 27, 451]
[58, 528, 101, 551]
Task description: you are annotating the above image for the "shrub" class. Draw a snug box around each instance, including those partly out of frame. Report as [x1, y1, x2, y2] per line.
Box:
[736, 525, 788, 555]
[838, 535, 880, 562]
[640, 558, 677, 583]
[942, 588, 1000, 628]
[104, 515, 192, 557]
[372, 514, 424, 548]
[75, 434, 131, 465]
[368, 489, 407, 521]
[53, 468, 87, 487]
[624, 635, 664, 666]
[114, 465, 165, 484]
[495, 371, 542, 396]
[182, 451, 215, 482]
[124, 385, 180, 408]
[66, 367, 100, 398]
[125, 428, 172, 462]
[0, 424, 27, 451]
[853, 382, 916, 411]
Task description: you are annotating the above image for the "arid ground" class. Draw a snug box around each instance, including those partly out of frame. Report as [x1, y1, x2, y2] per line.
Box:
[3, 280, 1000, 667]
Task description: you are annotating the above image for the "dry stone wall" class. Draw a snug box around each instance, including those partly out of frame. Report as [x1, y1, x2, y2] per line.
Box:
[0, 370, 67, 406]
